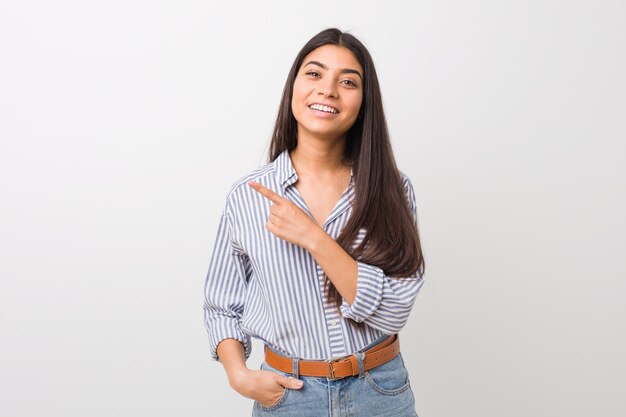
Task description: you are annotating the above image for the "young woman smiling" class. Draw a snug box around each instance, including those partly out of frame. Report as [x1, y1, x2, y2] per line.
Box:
[203, 27, 425, 417]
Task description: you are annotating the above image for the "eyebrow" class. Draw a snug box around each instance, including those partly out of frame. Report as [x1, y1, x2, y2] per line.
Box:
[303, 60, 363, 81]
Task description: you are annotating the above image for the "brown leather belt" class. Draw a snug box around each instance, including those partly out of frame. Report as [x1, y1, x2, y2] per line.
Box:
[264, 334, 400, 380]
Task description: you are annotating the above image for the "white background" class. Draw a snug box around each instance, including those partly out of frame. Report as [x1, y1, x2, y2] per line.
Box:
[1, 1, 624, 416]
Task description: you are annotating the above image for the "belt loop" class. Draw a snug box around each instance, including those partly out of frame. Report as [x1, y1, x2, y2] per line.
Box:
[355, 351, 366, 379]
[292, 357, 300, 379]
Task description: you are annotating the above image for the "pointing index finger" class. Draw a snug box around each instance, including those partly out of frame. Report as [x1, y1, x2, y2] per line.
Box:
[247, 181, 284, 204]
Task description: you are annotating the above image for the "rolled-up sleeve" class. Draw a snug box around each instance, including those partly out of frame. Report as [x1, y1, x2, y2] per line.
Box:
[203, 208, 252, 362]
[340, 174, 425, 333]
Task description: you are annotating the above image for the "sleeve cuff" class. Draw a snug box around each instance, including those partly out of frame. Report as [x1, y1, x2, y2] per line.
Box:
[340, 261, 385, 323]
[209, 321, 252, 362]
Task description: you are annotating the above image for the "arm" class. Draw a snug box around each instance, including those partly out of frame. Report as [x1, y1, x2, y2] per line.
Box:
[203, 204, 305, 406]
[203, 209, 252, 363]
[216, 338, 249, 388]
[338, 259, 424, 334]
[306, 175, 424, 334]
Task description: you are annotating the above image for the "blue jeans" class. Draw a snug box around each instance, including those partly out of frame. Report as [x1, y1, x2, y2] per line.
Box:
[251, 336, 419, 417]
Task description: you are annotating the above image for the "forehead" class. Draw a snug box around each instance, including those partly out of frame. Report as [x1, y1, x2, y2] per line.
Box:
[301, 44, 363, 73]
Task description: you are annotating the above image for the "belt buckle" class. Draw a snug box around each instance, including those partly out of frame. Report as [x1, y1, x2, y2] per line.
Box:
[326, 359, 339, 380]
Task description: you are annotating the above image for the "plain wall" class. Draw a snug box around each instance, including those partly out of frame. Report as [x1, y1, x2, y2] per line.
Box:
[1, 1, 624, 416]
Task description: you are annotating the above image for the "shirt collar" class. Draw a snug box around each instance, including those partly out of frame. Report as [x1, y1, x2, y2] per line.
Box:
[275, 149, 354, 190]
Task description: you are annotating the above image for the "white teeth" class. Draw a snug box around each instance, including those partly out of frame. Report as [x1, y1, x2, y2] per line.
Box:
[309, 103, 338, 114]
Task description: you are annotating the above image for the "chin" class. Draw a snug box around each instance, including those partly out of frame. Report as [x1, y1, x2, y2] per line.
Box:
[306, 127, 349, 139]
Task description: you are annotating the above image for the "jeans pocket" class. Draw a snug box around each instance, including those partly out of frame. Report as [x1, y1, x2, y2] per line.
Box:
[257, 361, 292, 411]
[364, 354, 411, 396]
[257, 386, 289, 411]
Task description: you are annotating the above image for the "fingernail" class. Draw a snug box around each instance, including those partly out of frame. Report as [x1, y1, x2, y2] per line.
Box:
[295, 380, 304, 388]
[247, 181, 254, 186]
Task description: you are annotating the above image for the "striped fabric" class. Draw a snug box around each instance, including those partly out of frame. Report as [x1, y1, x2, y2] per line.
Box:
[203, 149, 424, 362]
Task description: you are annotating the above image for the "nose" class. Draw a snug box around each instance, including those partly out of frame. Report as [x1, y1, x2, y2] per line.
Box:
[317, 78, 338, 98]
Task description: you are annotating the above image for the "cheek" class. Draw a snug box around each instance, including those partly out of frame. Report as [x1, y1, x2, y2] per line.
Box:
[348, 95, 363, 117]
[291, 94, 302, 117]
[292, 79, 306, 100]
[291, 85, 306, 112]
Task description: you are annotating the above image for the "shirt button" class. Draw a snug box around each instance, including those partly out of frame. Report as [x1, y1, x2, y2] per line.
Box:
[329, 319, 338, 326]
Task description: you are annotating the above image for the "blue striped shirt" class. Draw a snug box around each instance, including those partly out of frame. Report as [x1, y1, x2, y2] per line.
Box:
[203, 149, 424, 361]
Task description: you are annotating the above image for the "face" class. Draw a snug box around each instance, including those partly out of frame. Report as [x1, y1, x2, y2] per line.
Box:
[291, 44, 364, 141]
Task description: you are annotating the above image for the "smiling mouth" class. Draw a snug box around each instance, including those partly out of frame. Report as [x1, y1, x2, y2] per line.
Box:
[308, 103, 339, 114]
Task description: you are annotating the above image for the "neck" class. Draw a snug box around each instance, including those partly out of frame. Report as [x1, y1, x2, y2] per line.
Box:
[289, 136, 349, 177]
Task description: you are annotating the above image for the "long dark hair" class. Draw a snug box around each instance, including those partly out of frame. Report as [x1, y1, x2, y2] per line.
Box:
[268, 27, 425, 314]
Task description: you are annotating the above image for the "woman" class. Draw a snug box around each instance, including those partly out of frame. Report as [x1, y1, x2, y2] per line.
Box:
[203, 27, 425, 417]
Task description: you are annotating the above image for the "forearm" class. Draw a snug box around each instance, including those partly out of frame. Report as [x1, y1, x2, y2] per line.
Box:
[305, 228, 424, 332]
[216, 338, 249, 388]
[339, 262, 425, 333]
[306, 228, 358, 304]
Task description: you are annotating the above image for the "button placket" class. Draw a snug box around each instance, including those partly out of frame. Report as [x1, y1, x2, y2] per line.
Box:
[316, 261, 346, 357]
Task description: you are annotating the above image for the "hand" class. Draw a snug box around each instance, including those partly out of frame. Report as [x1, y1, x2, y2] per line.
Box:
[247, 180, 321, 250]
[229, 368, 304, 408]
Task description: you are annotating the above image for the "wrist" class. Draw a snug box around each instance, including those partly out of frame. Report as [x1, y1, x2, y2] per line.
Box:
[303, 226, 327, 254]
[227, 366, 251, 390]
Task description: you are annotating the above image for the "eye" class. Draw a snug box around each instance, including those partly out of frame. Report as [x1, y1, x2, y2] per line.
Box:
[305, 70, 320, 77]
[341, 79, 358, 87]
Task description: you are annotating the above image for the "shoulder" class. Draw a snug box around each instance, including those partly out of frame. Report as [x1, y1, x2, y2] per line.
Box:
[397, 169, 418, 212]
[397, 169, 414, 190]
[397, 169, 416, 195]
[220, 157, 278, 215]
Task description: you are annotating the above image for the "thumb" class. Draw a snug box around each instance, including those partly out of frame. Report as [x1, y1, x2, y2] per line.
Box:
[279, 375, 304, 390]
